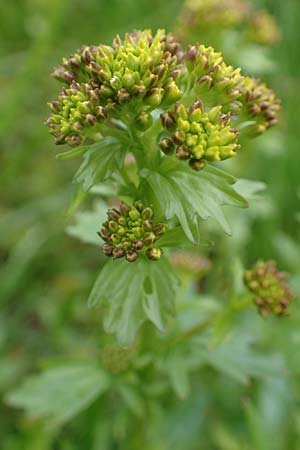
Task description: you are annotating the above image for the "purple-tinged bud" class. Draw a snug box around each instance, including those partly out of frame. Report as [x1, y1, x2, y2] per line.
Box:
[117, 88, 131, 103]
[85, 114, 97, 126]
[126, 250, 139, 262]
[189, 99, 204, 114]
[197, 75, 212, 89]
[160, 137, 175, 155]
[65, 135, 82, 147]
[161, 112, 177, 130]
[107, 208, 121, 221]
[142, 208, 153, 220]
[112, 248, 125, 259]
[173, 130, 186, 144]
[81, 49, 93, 64]
[189, 158, 206, 171]
[145, 87, 163, 107]
[48, 101, 60, 112]
[120, 202, 131, 216]
[98, 228, 110, 240]
[90, 61, 101, 73]
[95, 106, 107, 120]
[185, 45, 198, 64]
[154, 223, 167, 235]
[154, 64, 167, 79]
[69, 56, 80, 69]
[133, 240, 144, 250]
[52, 67, 76, 83]
[144, 232, 157, 246]
[176, 146, 190, 160]
[103, 243, 113, 256]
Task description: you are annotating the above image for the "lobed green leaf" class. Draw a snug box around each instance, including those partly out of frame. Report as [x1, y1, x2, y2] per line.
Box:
[88, 257, 179, 345]
[141, 160, 248, 243]
[6, 364, 110, 428]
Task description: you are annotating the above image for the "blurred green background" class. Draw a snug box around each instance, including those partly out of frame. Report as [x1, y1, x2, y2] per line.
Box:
[1, 0, 300, 449]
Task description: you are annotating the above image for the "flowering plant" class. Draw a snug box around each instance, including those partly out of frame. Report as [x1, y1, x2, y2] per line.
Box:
[44, 29, 285, 344]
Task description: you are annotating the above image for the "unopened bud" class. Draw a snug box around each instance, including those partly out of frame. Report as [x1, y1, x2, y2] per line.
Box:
[145, 87, 163, 107]
[126, 250, 139, 262]
[129, 208, 140, 220]
[133, 240, 144, 250]
[141, 207, 153, 220]
[135, 111, 153, 131]
[189, 158, 206, 171]
[112, 247, 125, 259]
[176, 145, 190, 160]
[107, 209, 121, 221]
[146, 247, 163, 261]
[103, 243, 113, 256]
[161, 112, 176, 130]
[159, 137, 175, 155]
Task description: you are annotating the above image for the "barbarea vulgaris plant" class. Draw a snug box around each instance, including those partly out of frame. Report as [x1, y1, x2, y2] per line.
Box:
[45, 29, 283, 344]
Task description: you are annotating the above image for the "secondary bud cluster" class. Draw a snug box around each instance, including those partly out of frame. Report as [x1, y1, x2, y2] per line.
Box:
[241, 77, 281, 134]
[178, 0, 249, 36]
[160, 100, 239, 169]
[45, 81, 107, 146]
[98, 201, 166, 262]
[244, 260, 294, 317]
[46, 30, 183, 146]
[185, 45, 245, 112]
[246, 10, 281, 46]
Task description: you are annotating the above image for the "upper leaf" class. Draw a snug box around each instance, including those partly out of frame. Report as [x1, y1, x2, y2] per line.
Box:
[141, 160, 248, 243]
[88, 257, 179, 345]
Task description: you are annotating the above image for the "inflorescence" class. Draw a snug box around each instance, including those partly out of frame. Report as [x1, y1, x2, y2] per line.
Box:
[160, 100, 239, 169]
[244, 260, 294, 317]
[46, 28, 280, 171]
[98, 201, 166, 262]
[46, 30, 183, 146]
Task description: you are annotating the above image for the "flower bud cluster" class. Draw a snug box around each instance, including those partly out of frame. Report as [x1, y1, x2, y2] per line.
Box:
[98, 201, 166, 262]
[244, 260, 294, 317]
[46, 30, 183, 145]
[160, 100, 239, 169]
[241, 77, 281, 134]
[45, 81, 107, 146]
[246, 10, 281, 46]
[185, 44, 245, 112]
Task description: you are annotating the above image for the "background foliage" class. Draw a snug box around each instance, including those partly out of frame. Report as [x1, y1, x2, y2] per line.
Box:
[1, 0, 300, 449]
